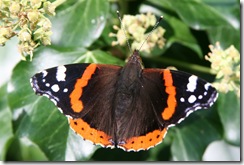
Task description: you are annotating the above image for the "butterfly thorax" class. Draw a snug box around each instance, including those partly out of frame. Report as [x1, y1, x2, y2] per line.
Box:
[113, 50, 144, 140]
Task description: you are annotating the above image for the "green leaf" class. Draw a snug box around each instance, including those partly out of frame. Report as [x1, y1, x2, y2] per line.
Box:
[171, 109, 222, 161]
[51, 0, 109, 48]
[7, 137, 48, 161]
[147, 133, 173, 161]
[65, 130, 96, 161]
[147, 0, 240, 52]
[0, 84, 14, 160]
[202, 0, 240, 28]
[155, 0, 230, 30]
[13, 99, 69, 161]
[218, 92, 240, 146]
[202, 0, 240, 50]
[207, 26, 240, 51]
[76, 50, 125, 65]
[164, 14, 202, 57]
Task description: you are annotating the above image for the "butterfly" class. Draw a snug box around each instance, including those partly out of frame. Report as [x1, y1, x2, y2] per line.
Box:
[30, 48, 218, 151]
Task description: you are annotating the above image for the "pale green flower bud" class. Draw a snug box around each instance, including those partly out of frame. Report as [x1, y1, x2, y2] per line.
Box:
[27, 11, 39, 23]
[20, 0, 28, 6]
[129, 24, 145, 41]
[43, 1, 56, 16]
[42, 19, 52, 31]
[9, 2, 21, 14]
[123, 15, 136, 27]
[109, 32, 116, 37]
[18, 30, 31, 42]
[41, 36, 51, 45]
[0, 27, 11, 37]
[0, 36, 8, 45]
[33, 27, 44, 40]
[144, 13, 156, 28]
[117, 29, 126, 45]
[30, 0, 42, 8]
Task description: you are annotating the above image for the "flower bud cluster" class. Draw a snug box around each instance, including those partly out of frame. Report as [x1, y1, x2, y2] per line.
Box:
[205, 42, 240, 97]
[0, 0, 57, 60]
[109, 13, 166, 54]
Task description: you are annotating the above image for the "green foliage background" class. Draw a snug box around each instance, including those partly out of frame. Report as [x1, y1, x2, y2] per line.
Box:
[0, 0, 240, 161]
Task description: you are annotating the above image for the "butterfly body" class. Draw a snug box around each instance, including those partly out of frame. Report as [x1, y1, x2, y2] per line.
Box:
[30, 50, 218, 151]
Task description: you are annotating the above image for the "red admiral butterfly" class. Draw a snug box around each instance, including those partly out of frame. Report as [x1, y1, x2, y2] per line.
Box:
[30, 13, 218, 152]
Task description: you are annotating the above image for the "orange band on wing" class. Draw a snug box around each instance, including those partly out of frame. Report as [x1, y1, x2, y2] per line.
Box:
[162, 70, 177, 120]
[118, 128, 167, 151]
[69, 64, 97, 113]
[69, 118, 113, 147]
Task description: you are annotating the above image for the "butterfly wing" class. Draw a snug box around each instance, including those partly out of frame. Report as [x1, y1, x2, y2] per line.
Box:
[31, 63, 122, 148]
[143, 69, 218, 126]
[117, 68, 218, 151]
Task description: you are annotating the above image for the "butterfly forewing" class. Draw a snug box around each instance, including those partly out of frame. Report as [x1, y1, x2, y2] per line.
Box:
[31, 63, 122, 148]
[142, 68, 218, 127]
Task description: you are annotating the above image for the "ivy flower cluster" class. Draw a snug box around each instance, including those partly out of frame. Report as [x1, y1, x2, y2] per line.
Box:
[109, 13, 166, 54]
[205, 42, 240, 97]
[0, 0, 58, 60]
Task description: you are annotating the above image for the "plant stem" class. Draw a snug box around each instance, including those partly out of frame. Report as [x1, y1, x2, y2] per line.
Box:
[52, 0, 67, 7]
[149, 56, 215, 75]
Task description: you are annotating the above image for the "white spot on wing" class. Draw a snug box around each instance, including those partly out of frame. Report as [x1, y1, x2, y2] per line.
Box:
[51, 84, 60, 92]
[167, 123, 175, 128]
[42, 71, 48, 77]
[177, 118, 185, 124]
[63, 88, 68, 92]
[187, 75, 198, 92]
[214, 93, 219, 102]
[43, 94, 50, 98]
[58, 107, 63, 113]
[195, 106, 201, 110]
[56, 66, 67, 82]
[45, 83, 50, 87]
[180, 97, 185, 102]
[198, 95, 203, 99]
[50, 98, 57, 105]
[188, 95, 197, 103]
[204, 83, 211, 90]
[186, 110, 193, 117]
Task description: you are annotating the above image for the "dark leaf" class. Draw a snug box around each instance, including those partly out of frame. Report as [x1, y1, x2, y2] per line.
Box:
[171, 108, 222, 160]
[217, 92, 240, 146]
[0, 84, 14, 160]
[51, 0, 109, 48]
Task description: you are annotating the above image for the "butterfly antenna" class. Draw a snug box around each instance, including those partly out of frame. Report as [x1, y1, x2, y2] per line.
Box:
[138, 16, 164, 51]
[116, 11, 132, 54]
